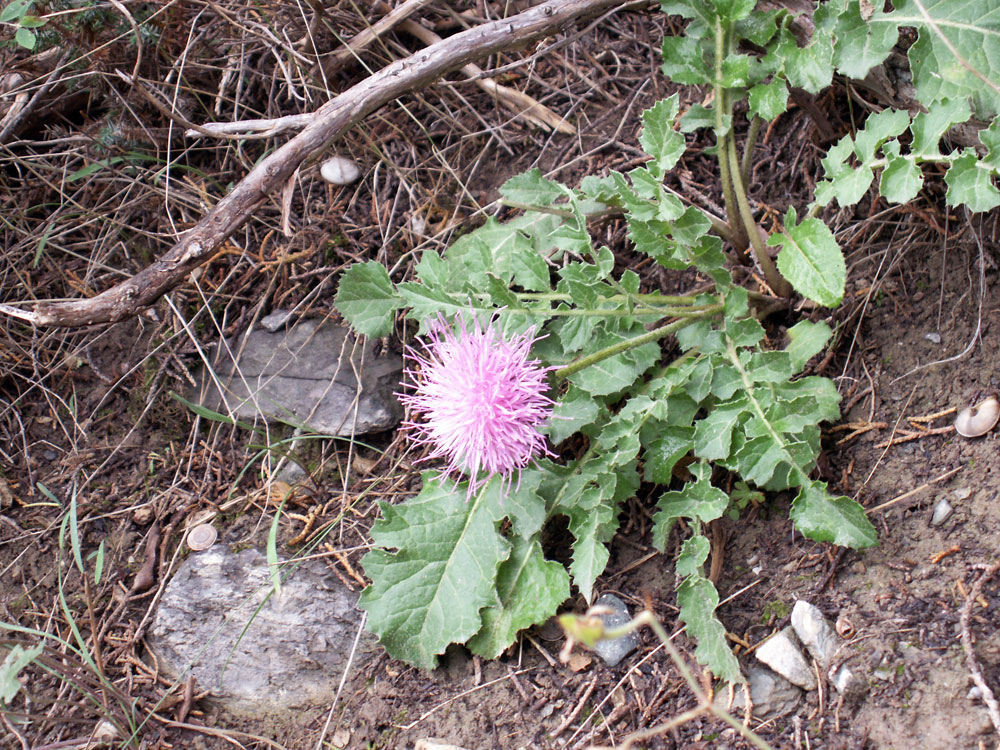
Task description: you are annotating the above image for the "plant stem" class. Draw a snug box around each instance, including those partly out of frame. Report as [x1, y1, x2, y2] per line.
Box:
[554, 305, 723, 379]
[725, 136, 793, 297]
[741, 115, 763, 187]
[517, 291, 699, 305]
[714, 18, 749, 255]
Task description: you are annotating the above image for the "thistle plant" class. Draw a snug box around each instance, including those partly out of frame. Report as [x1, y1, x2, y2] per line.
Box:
[335, 0, 1000, 680]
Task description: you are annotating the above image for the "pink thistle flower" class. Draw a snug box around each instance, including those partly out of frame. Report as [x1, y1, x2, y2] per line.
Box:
[399, 314, 554, 497]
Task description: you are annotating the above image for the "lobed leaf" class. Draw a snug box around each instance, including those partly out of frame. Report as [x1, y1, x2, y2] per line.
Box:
[334, 261, 402, 338]
[789, 481, 877, 548]
[770, 208, 845, 307]
[360, 474, 515, 669]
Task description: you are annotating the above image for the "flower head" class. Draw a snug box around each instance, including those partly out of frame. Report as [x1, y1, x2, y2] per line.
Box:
[399, 314, 554, 497]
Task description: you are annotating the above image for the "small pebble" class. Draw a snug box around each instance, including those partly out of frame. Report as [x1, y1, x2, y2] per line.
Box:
[924, 332, 942, 344]
[970, 686, 983, 700]
[954, 487, 972, 501]
[320, 155, 361, 185]
[591, 593, 640, 667]
[931, 497, 953, 526]
[260, 309, 293, 332]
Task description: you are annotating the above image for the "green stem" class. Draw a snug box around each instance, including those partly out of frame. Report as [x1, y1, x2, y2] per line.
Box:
[554, 305, 723, 379]
[725, 136, 793, 297]
[741, 115, 763, 187]
[714, 18, 748, 255]
[517, 291, 699, 305]
[536, 305, 719, 318]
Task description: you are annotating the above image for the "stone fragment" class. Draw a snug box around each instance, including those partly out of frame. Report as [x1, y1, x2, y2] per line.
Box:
[713, 665, 802, 720]
[260, 309, 293, 332]
[791, 600, 866, 699]
[414, 741, 471, 750]
[924, 332, 942, 344]
[148, 546, 372, 716]
[192, 318, 403, 436]
[320, 155, 361, 185]
[931, 497, 954, 526]
[755, 627, 816, 690]
[591, 593, 639, 667]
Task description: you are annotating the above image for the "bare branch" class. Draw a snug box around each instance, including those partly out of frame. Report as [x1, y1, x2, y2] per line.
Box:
[10, 0, 626, 328]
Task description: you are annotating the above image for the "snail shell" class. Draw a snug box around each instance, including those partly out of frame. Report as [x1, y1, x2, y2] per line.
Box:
[187, 523, 218, 551]
[954, 396, 1000, 438]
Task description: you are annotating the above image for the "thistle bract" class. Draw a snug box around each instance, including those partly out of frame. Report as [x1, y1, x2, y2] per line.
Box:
[400, 315, 554, 497]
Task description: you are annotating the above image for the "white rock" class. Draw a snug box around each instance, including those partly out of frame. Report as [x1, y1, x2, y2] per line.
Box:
[931, 497, 953, 526]
[791, 600, 839, 668]
[414, 741, 471, 750]
[755, 627, 816, 690]
[320, 155, 361, 185]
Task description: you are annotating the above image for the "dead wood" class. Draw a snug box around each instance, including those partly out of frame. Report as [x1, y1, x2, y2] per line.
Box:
[2, 0, 626, 329]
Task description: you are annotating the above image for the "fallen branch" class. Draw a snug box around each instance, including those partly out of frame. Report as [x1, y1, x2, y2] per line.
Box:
[5, 0, 625, 328]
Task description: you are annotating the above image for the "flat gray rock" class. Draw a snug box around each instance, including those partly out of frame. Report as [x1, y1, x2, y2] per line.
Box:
[193, 318, 403, 436]
[755, 626, 816, 690]
[148, 546, 372, 716]
[713, 665, 802, 720]
[592, 593, 639, 667]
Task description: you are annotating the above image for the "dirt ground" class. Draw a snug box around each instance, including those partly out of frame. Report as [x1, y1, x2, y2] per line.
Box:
[3, 2, 1000, 749]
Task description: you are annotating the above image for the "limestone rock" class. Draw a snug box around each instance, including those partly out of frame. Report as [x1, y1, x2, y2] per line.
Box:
[713, 665, 802, 720]
[755, 626, 816, 690]
[192, 318, 403, 436]
[148, 546, 372, 716]
[591, 593, 639, 667]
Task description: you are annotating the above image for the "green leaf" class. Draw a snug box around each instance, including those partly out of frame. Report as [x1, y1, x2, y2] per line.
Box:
[547, 387, 601, 444]
[712, 0, 755, 23]
[679, 104, 717, 133]
[828, 2, 899, 79]
[397, 283, 469, 324]
[14, 26, 35, 49]
[639, 95, 685, 174]
[789, 481, 877, 549]
[694, 395, 749, 460]
[944, 149, 1000, 212]
[661, 35, 711, 85]
[511, 248, 551, 292]
[748, 77, 788, 120]
[676, 533, 710, 578]
[784, 320, 832, 373]
[653, 465, 730, 550]
[773, 25, 835, 94]
[853, 108, 910, 163]
[879, 141, 924, 204]
[500, 168, 565, 206]
[771, 208, 845, 307]
[567, 328, 660, 397]
[18, 14, 45, 28]
[643, 425, 694, 484]
[360, 474, 512, 669]
[334, 261, 402, 338]
[677, 575, 743, 683]
[562, 487, 618, 603]
[1, 643, 43, 704]
[467, 536, 570, 659]
[0, 0, 31, 23]
[880, 0, 1000, 118]
[910, 98, 971, 158]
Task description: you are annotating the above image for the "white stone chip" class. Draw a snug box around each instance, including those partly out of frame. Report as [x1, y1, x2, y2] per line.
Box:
[320, 155, 361, 185]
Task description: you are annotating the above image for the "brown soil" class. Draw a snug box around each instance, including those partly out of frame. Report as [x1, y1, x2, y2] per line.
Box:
[2, 3, 999, 750]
